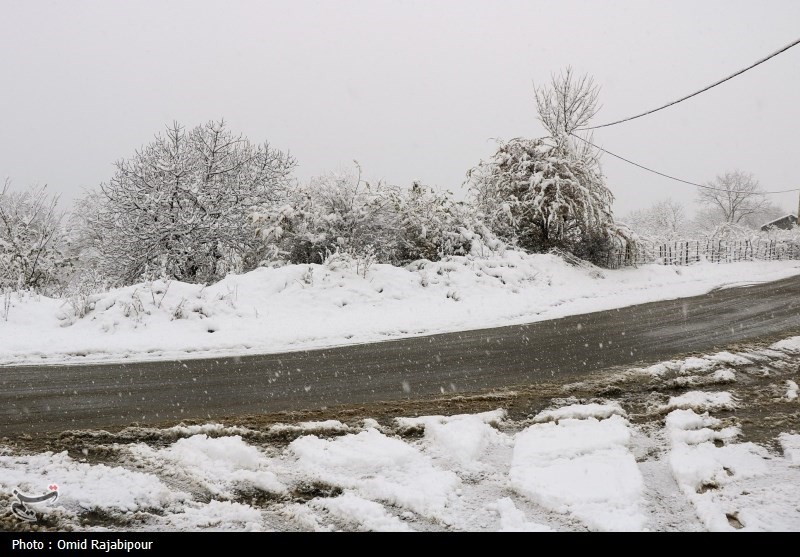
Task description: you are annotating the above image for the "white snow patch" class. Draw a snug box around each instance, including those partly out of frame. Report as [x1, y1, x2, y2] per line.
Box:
[269, 420, 351, 435]
[679, 358, 714, 375]
[310, 492, 412, 532]
[361, 418, 381, 430]
[510, 415, 645, 531]
[532, 402, 626, 423]
[770, 336, 800, 353]
[666, 409, 800, 531]
[664, 410, 739, 446]
[394, 411, 508, 470]
[3, 257, 799, 366]
[492, 497, 553, 532]
[662, 391, 736, 412]
[0, 451, 183, 516]
[707, 352, 752, 366]
[163, 423, 252, 437]
[276, 503, 330, 532]
[779, 434, 800, 466]
[786, 380, 798, 401]
[288, 428, 460, 519]
[161, 500, 264, 531]
[712, 369, 736, 383]
[127, 434, 284, 498]
[394, 409, 506, 429]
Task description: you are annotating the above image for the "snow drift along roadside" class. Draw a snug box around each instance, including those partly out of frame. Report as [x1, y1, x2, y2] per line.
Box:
[2, 251, 799, 366]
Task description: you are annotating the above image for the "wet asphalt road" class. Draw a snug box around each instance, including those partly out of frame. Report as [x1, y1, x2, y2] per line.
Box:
[3, 275, 800, 435]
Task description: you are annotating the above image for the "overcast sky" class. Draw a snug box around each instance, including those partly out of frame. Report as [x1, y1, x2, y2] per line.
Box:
[1, 0, 799, 217]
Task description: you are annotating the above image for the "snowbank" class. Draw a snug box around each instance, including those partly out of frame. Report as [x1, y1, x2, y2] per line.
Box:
[126, 434, 285, 499]
[288, 428, 460, 520]
[2, 252, 799, 365]
[661, 391, 737, 413]
[666, 402, 800, 531]
[510, 412, 645, 531]
[2, 393, 799, 531]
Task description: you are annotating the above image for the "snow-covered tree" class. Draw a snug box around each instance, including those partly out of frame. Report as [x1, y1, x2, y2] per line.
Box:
[85, 121, 296, 285]
[467, 137, 625, 260]
[0, 179, 69, 291]
[534, 67, 600, 137]
[623, 198, 687, 241]
[697, 171, 769, 225]
[467, 69, 633, 265]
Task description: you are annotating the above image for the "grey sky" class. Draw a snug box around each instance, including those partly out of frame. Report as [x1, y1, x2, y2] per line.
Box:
[1, 0, 799, 217]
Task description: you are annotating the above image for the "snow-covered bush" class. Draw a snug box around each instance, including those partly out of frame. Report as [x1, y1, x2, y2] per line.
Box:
[0, 180, 71, 293]
[390, 182, 474, 263]
[253, 170, 498, 267]
[466, 137, 632, 266]
[322, 246, 377, 278]
[82, 120, 296, 286]
[253, 166, 399, 265]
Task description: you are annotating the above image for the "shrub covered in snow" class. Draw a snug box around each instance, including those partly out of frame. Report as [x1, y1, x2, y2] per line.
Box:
[253, 166, 399, 265]
[253, 168, 496, 267]
[391, 182, 475, 263]
[466, 137, 634, 266]
[80, 120, 296, 286]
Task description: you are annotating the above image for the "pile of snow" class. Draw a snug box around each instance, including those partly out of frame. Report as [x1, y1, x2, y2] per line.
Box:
[665, 401, 800, 531]
[661, 391, 736, 413]
[641, 350, 754, 380]
[712, 369, 736, 383]
[509, 409, 645, 531]
[160, 500, 264, 531]
[491, 498, 553, 532]
[288, 428, 460, 520]
[268, 420, 351, 436]
[770, 337, 800, 353]
[706, 352, 753, 366]
[2, 253, 800, 365]
[2, 392, 800, 531]
[0, 450, 185, 516]
[778, 434, 800, 466]
[394, 410, 508, 471]
[664, 409, 740, 449]
[308, 492, 411, 532]
[126, 434, 284, 499]
[532, 402, 626, 423]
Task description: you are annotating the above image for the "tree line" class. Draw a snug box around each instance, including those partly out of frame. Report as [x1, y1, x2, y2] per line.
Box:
[1, 69, 785, 297]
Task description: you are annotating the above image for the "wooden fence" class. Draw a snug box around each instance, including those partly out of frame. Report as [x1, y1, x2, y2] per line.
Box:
[605, 239, 800, 269]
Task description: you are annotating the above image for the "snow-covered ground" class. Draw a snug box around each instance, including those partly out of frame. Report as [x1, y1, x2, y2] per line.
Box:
[2, 338, 798, 532]
[2, 251, 799, 365]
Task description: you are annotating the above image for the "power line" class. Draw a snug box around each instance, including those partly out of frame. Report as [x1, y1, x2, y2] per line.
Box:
[569, 133, 800, 194]
[578, 36, 800, 131]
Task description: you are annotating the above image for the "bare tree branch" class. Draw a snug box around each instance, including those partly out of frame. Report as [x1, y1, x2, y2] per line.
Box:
[697, 171, 769, 224]
[535, 67, 601, 138]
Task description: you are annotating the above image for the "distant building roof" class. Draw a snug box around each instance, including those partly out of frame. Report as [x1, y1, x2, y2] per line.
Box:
[760, 214, 797, 231]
